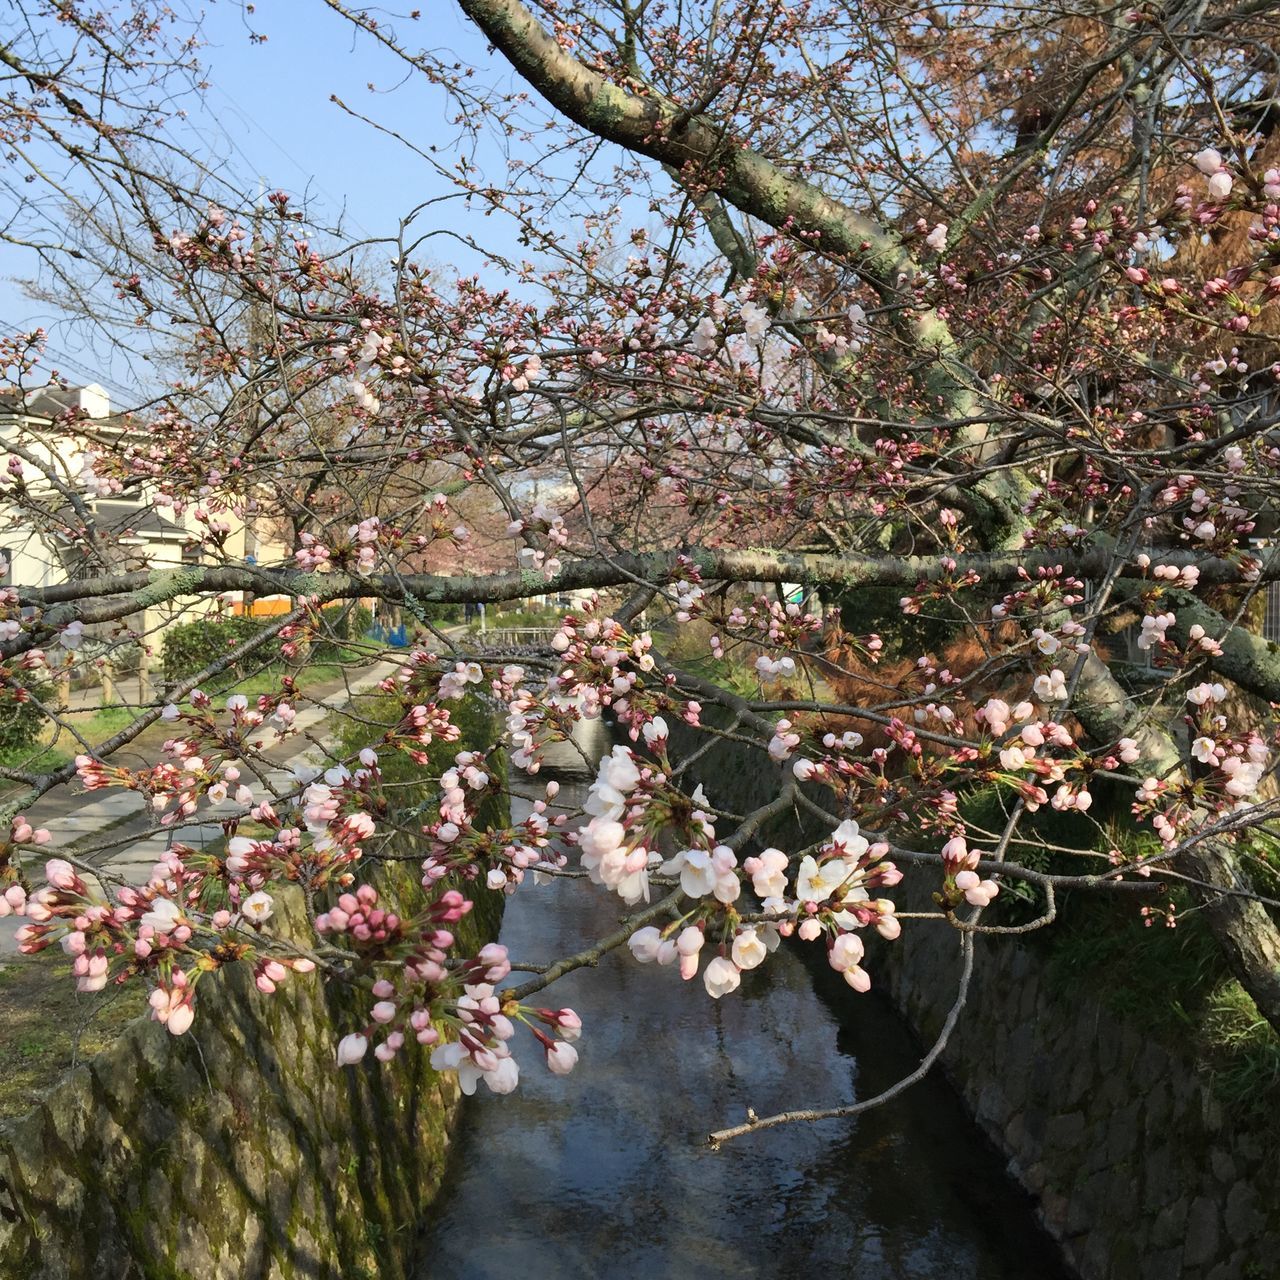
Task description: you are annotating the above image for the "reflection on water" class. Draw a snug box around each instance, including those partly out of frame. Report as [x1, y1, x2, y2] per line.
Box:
[415, 767, 1070, 1280]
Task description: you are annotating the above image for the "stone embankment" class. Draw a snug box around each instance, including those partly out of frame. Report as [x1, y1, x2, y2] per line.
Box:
[674, 721, 1278, 1280]
[0, 874, 501, 1280]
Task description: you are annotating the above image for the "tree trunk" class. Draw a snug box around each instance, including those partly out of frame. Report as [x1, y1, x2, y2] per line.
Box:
[1177, 838, 1280, 1034]
[1074, 653, 1280, 1036]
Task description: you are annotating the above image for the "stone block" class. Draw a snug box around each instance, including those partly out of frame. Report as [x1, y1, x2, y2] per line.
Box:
[978, 1080, 1013, 1129]
[1143, 1143, 1177, 1214]
[1142, 1247, 1189, 1280]
[1062, 1050, 1096, 1110]
[1040, 1188, 1070, 1234]
[1183, 1195, 1222, 1270]
[1022, 1160, 1048, 1194]
[1103, 1100, 1141, 1167]
[1045, 1109, 1086, 1153]
[1210, 1150, 1236, 1186]
[1067, 1167, 1120, 1240]
[1004, 1112, 1028, 1158]
[1151, 1197, 1189, 1250]
[1224, 1182, 1263, 1243]
[1095, 1228, 1139, 1279]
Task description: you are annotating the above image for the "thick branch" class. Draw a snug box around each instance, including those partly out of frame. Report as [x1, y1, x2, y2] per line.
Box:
[453, 0, 979, 418]
[12, 546, 1266, 613]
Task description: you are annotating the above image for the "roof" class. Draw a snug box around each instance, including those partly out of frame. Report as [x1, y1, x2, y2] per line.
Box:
[0, 383, 115, 423]
[48, 500, 190, 544]
[93, 502, 188, 541]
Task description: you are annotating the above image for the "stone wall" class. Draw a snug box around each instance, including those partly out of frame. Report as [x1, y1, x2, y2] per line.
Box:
[878, 880, 1278, 1280]
[0, 872, 502, 1280]
[674, 721, 1279, 1280]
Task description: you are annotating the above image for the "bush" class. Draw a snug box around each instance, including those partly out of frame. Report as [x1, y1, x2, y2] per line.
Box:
[0, 684, 51, 756]
[425, 602, 464, 625]
[395, 600, 463, 626]
[331, 689, 505, 827]
[482, 605, 563, 628]
[657, 616, 762, 699]
[161, 615, 276, 681]
[312, 603, 374, 662]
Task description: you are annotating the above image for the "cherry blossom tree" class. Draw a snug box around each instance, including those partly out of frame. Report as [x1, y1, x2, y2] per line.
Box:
[3, 0, 1280, 1138]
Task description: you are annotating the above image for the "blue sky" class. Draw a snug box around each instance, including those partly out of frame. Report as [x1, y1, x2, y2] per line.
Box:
[192, 2, 507, 243]
[1, 1, 588, 400]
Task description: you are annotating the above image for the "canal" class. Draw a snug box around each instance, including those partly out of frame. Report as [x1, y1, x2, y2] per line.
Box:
[414, 759, 1072, 1279]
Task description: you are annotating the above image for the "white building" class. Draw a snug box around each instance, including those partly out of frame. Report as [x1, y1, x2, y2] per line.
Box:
[0, 383, 288, 689]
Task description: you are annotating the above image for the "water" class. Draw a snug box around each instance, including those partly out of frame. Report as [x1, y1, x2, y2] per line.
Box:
[415, 758, 1070, 1280]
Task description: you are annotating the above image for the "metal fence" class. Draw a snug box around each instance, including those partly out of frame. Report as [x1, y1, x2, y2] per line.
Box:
[1265, 582, 1280, 643]
[474, 627, 557, 650]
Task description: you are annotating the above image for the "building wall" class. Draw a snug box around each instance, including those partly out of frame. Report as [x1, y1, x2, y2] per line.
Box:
[2, 385, 292, 648]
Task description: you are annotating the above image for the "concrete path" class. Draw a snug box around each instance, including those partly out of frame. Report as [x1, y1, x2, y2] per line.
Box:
[1, 661, 398, 954]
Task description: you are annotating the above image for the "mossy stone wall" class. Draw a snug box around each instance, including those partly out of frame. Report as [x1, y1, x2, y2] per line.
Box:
[0, 866, 502, 1280]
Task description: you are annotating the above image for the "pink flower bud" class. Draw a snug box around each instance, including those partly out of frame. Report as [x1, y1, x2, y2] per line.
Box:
[676, 926, 704, 956]
[44, 859, 78, 891]
[336, 1033, 368, 1066]
[167, 1003, 195, 1036]
[546, 1042, 579, 1075]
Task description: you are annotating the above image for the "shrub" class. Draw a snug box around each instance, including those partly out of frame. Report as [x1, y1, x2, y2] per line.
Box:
[425, 602, 464, 625]
[161, 615, 275, 681]
[331, 689, 505, 827]
[481, 605, 563, 629]
[0, 684, 51, 756]
[312, 603, 374, 662]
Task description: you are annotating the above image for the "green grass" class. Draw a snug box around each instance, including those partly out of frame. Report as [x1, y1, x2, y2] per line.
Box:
[0, 656, 461, 1123]
[465, 606, 565, 632]
[0, 742, 74, 773]
[194, 658, 347, 702]
[0, 660, 362, 783]
[86, 703, 136, 734]
[0, 951, 149, 1121]
[1040, 891, 1224, 1031]
[1200, 982, 1280, 1129]
[1036, 872, 1280, 1140]
[0, 704, 137, 774]
[649, 619, 763, 699]
[965, 775, 1227, 1036]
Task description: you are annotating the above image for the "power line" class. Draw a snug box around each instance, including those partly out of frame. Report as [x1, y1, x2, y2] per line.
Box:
[204, 84, 376, 242]
[0, 322, 135, 400]
[152, 45, 379, 244]
[0, 320, 139, 405]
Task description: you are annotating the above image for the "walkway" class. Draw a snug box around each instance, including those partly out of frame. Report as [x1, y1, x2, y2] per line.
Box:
[1, 661, 398, 953]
